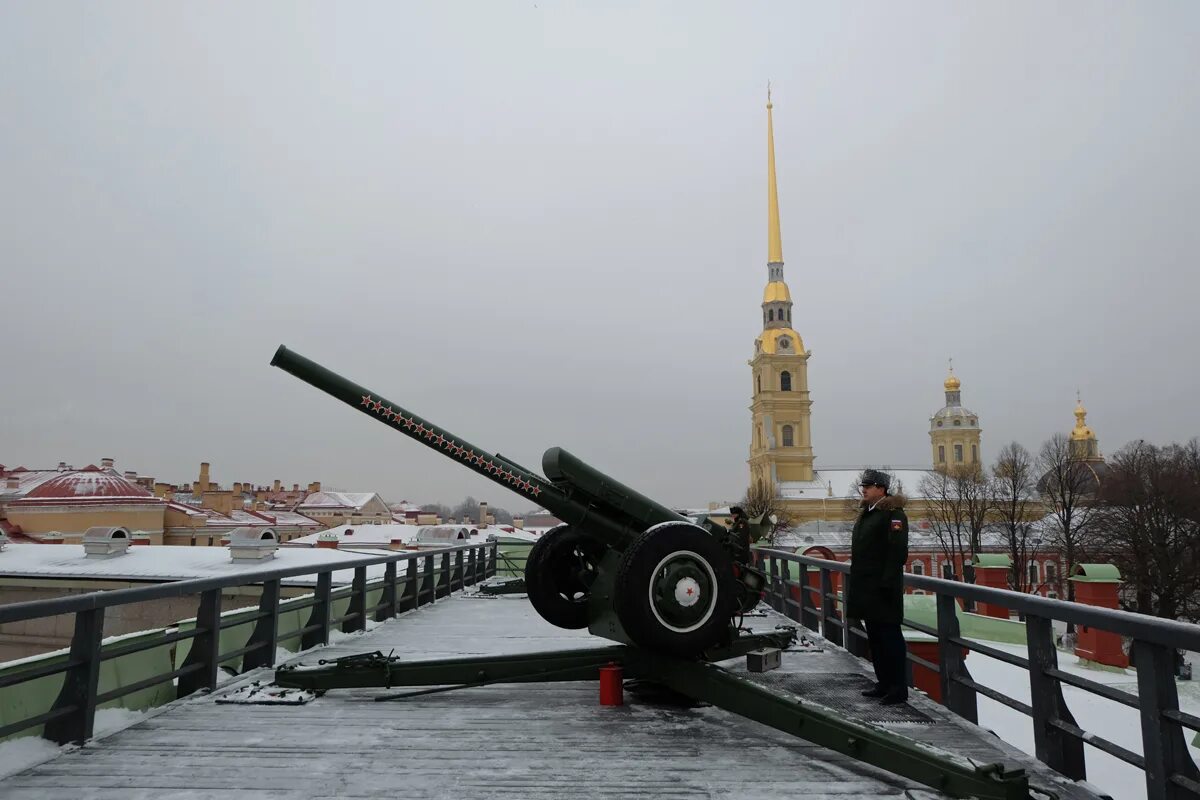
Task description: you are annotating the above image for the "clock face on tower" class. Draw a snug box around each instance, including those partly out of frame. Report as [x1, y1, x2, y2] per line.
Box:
[778, 336, 790, 350]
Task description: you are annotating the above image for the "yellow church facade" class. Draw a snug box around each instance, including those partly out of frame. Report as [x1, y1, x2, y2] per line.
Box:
[745, 94, 1105, 525]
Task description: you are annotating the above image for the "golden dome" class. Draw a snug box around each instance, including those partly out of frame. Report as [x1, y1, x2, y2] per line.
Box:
[1071, 401, 1095, 441]
[762, 281, 792, 304]
[944, 369, 960, 391]
[755, 327, 804, 355]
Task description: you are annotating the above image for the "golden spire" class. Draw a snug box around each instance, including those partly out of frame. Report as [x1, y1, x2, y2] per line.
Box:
[767, 82, 783, 265]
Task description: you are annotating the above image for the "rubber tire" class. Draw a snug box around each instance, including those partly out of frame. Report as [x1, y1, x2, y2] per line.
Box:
[614, 523, 737, 655]
[524, 525, 602, 630]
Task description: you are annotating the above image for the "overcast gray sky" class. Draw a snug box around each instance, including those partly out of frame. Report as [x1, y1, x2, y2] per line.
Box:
[2, 2, 1197, 511]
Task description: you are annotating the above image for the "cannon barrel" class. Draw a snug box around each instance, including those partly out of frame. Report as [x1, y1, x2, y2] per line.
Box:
[270, 345, 667, 549]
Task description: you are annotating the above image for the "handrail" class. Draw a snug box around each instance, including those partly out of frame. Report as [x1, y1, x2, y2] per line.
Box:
[755, 546, 1200, 651]
[0, 541, 498, 746]
[752, 546, 1200, 799]
[0, 541, 486, 625]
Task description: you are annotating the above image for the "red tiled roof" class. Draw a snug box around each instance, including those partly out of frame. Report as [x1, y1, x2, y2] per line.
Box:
[12, 470, 163, 506]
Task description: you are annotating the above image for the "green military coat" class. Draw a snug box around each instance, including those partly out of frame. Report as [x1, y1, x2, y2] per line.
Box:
[846, 494, 909, 624]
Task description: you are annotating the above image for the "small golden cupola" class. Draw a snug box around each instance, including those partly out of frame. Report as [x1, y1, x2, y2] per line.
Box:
[1069, 393, 1102, 461]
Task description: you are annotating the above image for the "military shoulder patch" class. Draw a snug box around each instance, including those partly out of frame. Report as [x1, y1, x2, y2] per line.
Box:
[890, 520, 904, 532]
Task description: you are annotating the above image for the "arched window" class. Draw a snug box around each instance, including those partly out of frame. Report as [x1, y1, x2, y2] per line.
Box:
[938, 445, 946, 463]
[912, 561, 924, 576]
[1045, 562, 1057, 583]
[780, 371, 792, 392]
[756, 375, 761, 393]
[972, 444, 978, 463]
[768, 309, 774, 322]
[1028, 562, 1039, 585]
[954, 444, 963, 462]
[781, 425, 794, 447]
[942, 561, 954, 579]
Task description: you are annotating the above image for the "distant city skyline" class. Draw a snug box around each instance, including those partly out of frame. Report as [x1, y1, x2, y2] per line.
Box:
[2, 3, 1197, 508]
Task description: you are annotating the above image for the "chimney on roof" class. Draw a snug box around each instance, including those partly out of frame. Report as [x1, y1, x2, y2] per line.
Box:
[478, 502, 489, 529]
[232, 482, 243, 495]
[308, 481, 321, 493]
[292, 483, 299, 492]
[513, 516, 525, 529]
[201, 490, 234, 517]
[273, 479, 282, 492]
[100, 457, 115, 469]
[316, 532, 339, 549]
[131, 532, 152, 546]
[42, 532, 64, 544]
[124, 470, 137, 481]
[153, 482, 172, 498]
[6, 476, 19, 490]
[198, 462, 211, 494]
[57, 461, 68, 471]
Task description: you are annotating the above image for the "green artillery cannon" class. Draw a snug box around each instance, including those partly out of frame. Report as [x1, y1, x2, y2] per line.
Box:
[270, 345, 767, 655]
[268, 346, 1035, 800]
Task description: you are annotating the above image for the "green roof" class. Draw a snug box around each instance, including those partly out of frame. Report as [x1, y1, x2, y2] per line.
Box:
[973, 553, 1012, 569]
[1070, 563, 1122, 582]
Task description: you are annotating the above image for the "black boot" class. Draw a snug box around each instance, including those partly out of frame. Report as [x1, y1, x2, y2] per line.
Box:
[879, 687, 908, 705]
[861, 683, 887, 698]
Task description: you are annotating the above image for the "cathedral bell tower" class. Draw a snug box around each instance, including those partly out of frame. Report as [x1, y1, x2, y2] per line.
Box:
[930, 363, 982, 469]
[749, 89, 814, 488]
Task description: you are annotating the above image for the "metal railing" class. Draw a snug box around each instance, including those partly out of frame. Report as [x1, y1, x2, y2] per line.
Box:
[0, 542, 497, 745]
[753, 547, 1200, 800]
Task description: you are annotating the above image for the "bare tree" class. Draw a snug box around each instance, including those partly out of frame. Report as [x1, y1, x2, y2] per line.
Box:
[919, 467, 974, 580]
[1093, 440, 1200, 622]
[1037, 432, 1099, 609]
[993, 442, 1042, 593]
[739, 482, 792, 546]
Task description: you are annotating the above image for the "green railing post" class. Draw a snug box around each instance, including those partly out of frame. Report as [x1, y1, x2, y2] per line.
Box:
[44, 607, 104, 744]
[936, 591, 977, 724]
[301, 573, 332, 649]
[819, 568, 841, 647]
[1025, 613, 1085, 780]
[344, 566, 368, 633]
[179, 589, 222, 697]
[399, 559, 418, 612]
[377, 561, 398, 622]
[244, 579, 280, 671]
[1134, 639, 1200, 799]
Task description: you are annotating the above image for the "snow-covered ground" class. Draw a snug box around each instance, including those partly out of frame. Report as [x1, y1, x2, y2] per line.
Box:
[0, 707, 147, 780]
[968, 641, 1200, 800]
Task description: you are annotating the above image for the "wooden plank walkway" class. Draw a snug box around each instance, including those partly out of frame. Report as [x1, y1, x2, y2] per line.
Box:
[0, 593, 1103, 799]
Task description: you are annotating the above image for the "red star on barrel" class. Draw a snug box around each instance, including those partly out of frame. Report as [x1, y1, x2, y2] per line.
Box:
[686, 587, 695, 596]
[433, 434, 445, 446]
[371, 399, 383, 412]
[530, 485, 541, 497]
[403, 417, 415, 429]
[414, 424, 426, 436]
[361, 395, 372, 407]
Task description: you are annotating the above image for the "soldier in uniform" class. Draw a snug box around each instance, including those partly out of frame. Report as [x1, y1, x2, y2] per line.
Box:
[724, 506, 752, 565]
[847, 469, 910, 704]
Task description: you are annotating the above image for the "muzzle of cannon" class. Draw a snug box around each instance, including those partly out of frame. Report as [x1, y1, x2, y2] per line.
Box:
[270, 345, 765, 655]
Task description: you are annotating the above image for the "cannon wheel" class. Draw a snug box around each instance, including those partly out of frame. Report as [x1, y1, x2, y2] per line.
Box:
[524, 525, 603, 630]
[614, 522, 737, 654]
